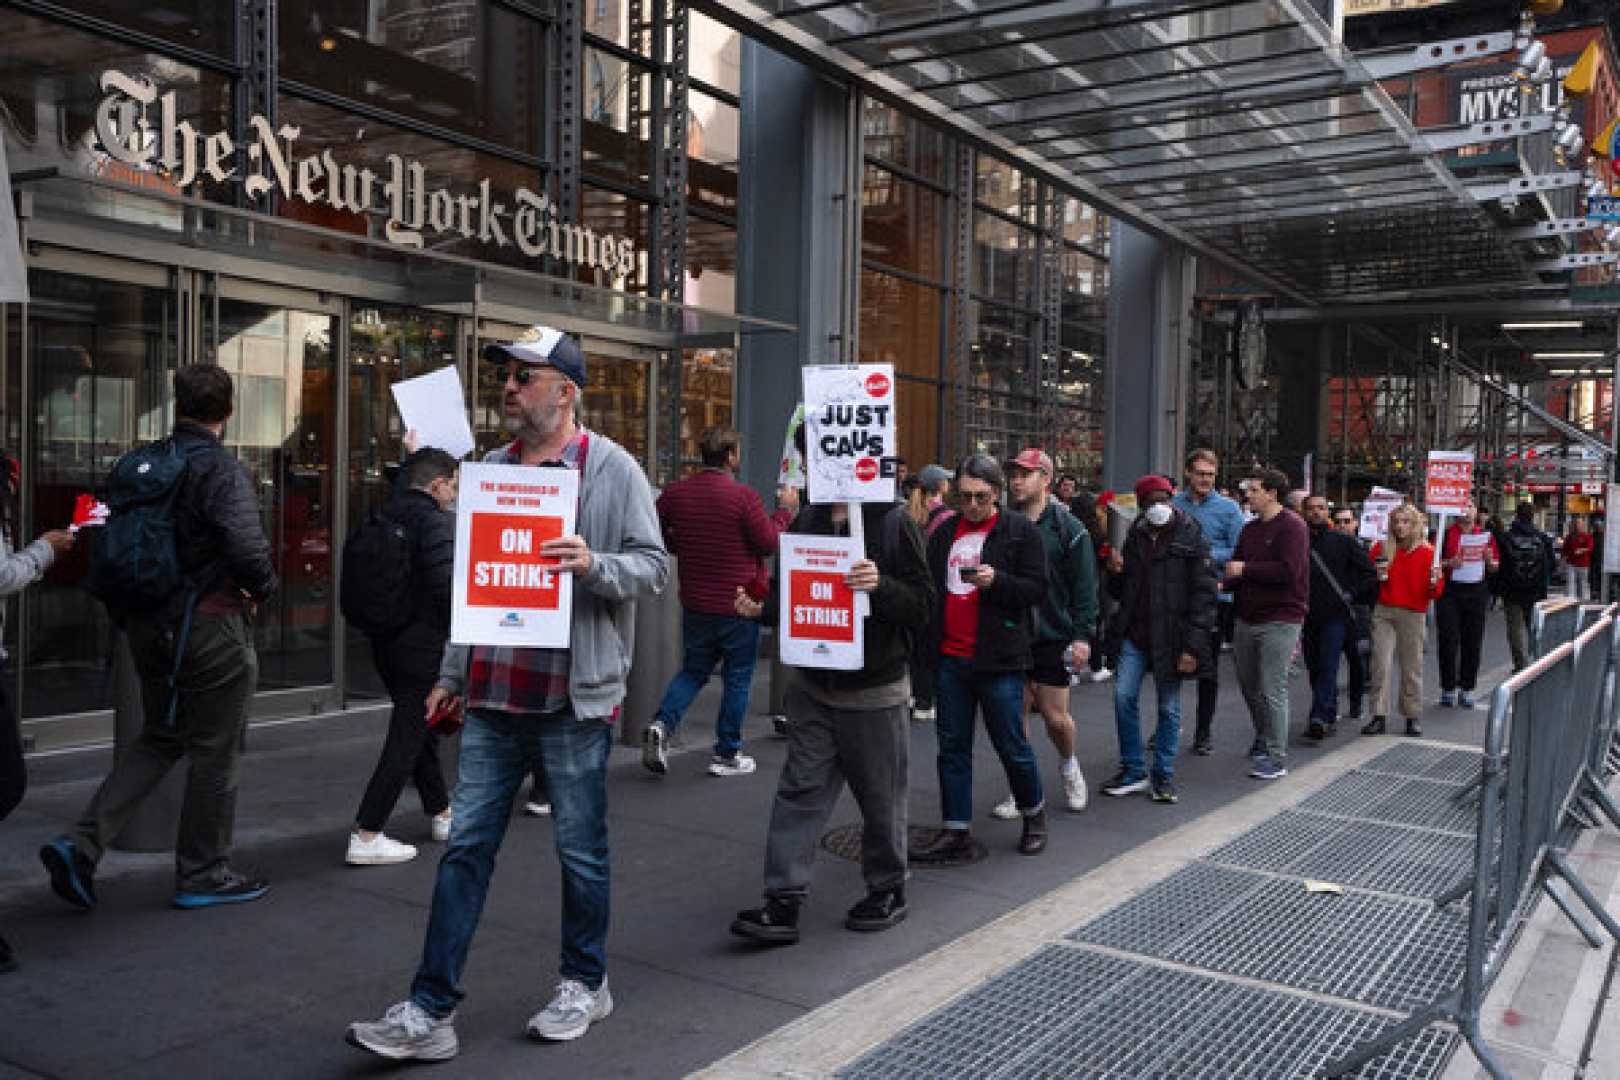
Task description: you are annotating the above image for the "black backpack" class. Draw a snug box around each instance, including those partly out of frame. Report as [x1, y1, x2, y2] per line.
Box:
[87, 438, 194, 613]
[1502, 529, 1547, 590]
[340, 509, 416, 636]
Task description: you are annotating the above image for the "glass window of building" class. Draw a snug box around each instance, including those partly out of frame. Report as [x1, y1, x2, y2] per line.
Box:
[42, 1, 235, 57]
[581, 186, 653, 292]
[280, 0, 548, 158]
[688, 90, 739, 218]
[582, 47, 655, 191]
[583, 0, 655, 56]
[690, 11, 740, 96]
[862, 101, 948, 183]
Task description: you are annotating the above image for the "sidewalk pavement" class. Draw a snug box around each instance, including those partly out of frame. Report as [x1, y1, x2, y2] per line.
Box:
[0, 610, 1580, 1078]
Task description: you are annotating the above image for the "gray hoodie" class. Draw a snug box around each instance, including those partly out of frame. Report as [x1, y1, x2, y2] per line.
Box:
[436, 430, 670, 720]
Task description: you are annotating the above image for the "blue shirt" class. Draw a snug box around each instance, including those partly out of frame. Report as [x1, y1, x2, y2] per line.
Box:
[1172, 488, 1245, 574]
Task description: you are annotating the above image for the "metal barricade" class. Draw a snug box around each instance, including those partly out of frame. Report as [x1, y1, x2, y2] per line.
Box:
[1531, 597, 1582, 658]
[1327, 613, 1620, 1080]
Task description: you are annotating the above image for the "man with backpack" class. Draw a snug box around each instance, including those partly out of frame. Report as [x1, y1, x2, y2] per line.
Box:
[1499, 501, 1556, 671]
[42, 364, 278, 910]
[342, 447, 460, 866]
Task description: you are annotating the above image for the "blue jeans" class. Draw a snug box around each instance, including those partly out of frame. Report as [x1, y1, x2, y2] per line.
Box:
[411, 708, 612, 1016]
[1302, 618, 1347, 724]
[934, 655, 1043, 828]
[654, 611, 761, 759]
[1113, 640, 1183, 782]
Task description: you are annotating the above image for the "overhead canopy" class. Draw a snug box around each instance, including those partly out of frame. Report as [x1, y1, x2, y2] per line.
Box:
[706, 0, 1539, 306]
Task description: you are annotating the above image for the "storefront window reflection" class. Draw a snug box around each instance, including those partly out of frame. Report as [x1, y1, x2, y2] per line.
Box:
[680, 348, 734, 472]
[45, 1, 234, 56]
[583, 47, 655, 191]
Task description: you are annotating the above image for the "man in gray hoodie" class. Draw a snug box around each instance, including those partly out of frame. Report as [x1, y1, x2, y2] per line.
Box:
[348, 327, 668, 1063]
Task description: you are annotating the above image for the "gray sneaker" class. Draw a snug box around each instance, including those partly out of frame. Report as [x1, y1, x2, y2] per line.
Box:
[526, 978, 613, 1042]
[346, 1000, 458, 1061]
[642, 722, 668, 775]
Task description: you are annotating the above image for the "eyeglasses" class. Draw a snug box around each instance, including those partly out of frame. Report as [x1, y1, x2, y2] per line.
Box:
[960, 490, 997, 505]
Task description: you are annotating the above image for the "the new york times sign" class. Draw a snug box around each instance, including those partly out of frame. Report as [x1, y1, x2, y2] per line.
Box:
[91, 70, 637, 275]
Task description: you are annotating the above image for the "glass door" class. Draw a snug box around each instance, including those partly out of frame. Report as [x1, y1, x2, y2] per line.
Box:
[209, 280, 340, 697]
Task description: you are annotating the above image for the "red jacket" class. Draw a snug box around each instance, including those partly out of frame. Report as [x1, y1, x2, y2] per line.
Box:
[1371, 541, 1444, 612]
[1564, 531, 1594, 569]
[656, 469, 792, 616]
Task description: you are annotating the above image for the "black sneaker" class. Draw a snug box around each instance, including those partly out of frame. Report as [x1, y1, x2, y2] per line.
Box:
[912, 828, 976, 864]
[731, 896, 800, 945]
[1305, 719, 1327, 742]
[1191, 738, 1213, 756]
[1405, 718, 1423, 738]
[1150, 775, 1179, 804]
[1017, 810, 1048, 856]
[40, 837, 96, 911]
[1100, 770, 1149, 797]
[845, 888, 907, 932]
[1361, 715, 1387, 736]
[171, 871, 269, 909]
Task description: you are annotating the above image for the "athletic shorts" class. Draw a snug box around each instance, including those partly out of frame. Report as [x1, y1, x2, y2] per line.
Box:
[1030, 641, 1071, 689]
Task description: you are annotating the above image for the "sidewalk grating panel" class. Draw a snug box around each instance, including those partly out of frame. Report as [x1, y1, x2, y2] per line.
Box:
[1312, 1010, 1459, 1080]
[1066, 862, 1266, 951]
[1362, 743, 1478, 784]
[1299, 770, 1406, 819]
[1420, 751, 1482, 786]
[1365, 908, 1470, 1012]
[835, 947, 1146, 1079]
[1299, 772, 1474, 834]
[1205, 812, 1345, 873]
[1291, 822, 1476, 899]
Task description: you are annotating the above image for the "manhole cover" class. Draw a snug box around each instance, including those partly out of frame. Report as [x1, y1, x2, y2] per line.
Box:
[820, 824, 989, 867]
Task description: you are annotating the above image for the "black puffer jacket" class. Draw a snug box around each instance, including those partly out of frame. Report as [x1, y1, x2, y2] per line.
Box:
[382, 486, 457, 652]
[925, 509, 1047, 673]
[1105, 510, 1217, 682]
[171, 422, 278, 605]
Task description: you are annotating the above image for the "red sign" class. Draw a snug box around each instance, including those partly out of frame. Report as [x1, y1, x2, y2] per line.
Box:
[788, 571, 855, 643]
[854, 457, 879, 482]
[865, 371, 891, 397]
[465, 512, 565, 610]
[1424, 451, 1475, 515]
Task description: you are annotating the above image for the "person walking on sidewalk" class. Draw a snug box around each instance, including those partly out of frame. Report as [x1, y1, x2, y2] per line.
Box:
[642, 426, 796, 779]
[989, 448, 1096, 817]
[0, 448, 74, 970]
[1362, 504, 1444, 738]
[1226, 468, 1310, 781]
[42, 365, 278, 912]
[913, 453, 1050, 861]
[1301, 495, 1376, 742]
[344, 448, 460, 867]
[1498, 502, 1555, 671]
[1561, 517, 1594, 601]
[1171, 449, 1245, 755]
[1100, 475, 1216, 805]
[347, 327, 668, 1062]
[728, 499, 933, 944]
[904, 463, 954, 723]
[1332, 506, 1372, 722]
[1436, 504, 1499, 711]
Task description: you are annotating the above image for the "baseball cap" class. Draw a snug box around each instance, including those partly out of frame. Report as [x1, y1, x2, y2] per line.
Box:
[1007, 448, 1053, 476]
[482, 325, 588, 387]
[917, 464, 952, 491]
[1134, 474, 1174, 502]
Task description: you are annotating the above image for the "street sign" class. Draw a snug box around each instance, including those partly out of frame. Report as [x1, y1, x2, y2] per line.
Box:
[1589, 195, 1620, 221]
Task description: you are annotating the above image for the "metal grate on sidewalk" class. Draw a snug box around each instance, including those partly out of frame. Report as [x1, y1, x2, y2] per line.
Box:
[1296, 770, 1476, 835]
[1360, 743, 1483, 786]
[1207, 812, 1475, 899]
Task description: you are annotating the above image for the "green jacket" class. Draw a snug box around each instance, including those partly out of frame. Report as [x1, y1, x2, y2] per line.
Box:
[1031, 499, 1097, 645]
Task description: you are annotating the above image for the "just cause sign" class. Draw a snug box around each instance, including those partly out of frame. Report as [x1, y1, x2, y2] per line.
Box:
[91, 69, 639, 275]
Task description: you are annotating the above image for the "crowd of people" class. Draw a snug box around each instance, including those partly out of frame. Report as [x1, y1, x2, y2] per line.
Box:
[0, 326, 1594, 1061]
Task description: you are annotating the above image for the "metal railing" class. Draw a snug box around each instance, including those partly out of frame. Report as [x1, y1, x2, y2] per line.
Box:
[1326, 605, 1620, 1080]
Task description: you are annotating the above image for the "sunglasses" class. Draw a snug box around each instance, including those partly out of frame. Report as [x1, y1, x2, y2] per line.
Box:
[960, 490, 997, 505]
[502, 364, 556, 387]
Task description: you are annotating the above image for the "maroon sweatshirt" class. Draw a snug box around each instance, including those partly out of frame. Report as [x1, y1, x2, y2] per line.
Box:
[1231, 509, 1310, 625]
[656, 469, 793, 616]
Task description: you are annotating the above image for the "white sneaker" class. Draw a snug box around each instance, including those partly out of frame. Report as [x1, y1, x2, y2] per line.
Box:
[347, 1000, 458, 1061]
[346, 832, 418, 866]
[431, 813, 452, 843]
[1063, 766, 1089, 812]
[526, 979, 613, 1041]
[1089, 668, 1114, 683]
[911, 706, 936, 722]
[707, 754, 757, 777]
[990, 794, 1020, 820]
[523, 801, 552, 816]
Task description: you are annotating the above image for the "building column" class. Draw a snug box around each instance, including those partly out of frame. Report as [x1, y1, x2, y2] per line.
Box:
[735, 44, 856, 497]
[1103, 222, 1192, 490]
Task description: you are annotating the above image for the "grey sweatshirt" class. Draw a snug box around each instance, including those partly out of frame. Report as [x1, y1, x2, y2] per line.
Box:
[0, 529, 55, 660]
[436, 429, 670, 721]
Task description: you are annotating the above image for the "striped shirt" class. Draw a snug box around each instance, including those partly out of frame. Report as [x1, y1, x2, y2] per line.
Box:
[465, 431, 588, 717]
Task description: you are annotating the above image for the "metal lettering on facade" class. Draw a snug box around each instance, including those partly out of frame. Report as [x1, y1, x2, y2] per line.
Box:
[91, 70, 637, 274]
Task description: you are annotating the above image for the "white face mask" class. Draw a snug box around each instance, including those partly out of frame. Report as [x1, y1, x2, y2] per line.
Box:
[1144, 502, 1173, 528]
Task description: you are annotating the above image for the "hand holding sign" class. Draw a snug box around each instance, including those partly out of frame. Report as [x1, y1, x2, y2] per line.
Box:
[541, 534, 593, 576]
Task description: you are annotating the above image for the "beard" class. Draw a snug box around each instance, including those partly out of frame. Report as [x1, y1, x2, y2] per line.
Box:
[503, 396, 567, 440]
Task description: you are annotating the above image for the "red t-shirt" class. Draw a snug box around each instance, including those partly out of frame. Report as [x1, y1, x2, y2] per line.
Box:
[1564, 532, 1594, 569]
[942, 512, 997, 659]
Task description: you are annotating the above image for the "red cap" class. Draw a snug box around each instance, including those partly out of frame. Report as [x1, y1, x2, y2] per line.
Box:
[1134, 475, 1174, 503]
[1007, 448, 1053, 476]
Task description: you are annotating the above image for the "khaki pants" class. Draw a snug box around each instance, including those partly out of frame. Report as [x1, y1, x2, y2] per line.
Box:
[1368, 604, 1427, 720]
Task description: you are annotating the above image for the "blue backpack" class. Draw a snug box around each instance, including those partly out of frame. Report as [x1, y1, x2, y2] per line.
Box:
[88, 438, 196, 614]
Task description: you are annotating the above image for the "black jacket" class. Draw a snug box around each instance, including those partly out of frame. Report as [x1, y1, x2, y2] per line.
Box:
[172, 422, 278, 605]
[1104, 510, 1217, 682]
[925, 509, 1047, 673]
[1306, 525, 1378, 625]
[764, 503, 934, 692]
[383, 487, 456, 653]
[1498, 519, 1557, 602]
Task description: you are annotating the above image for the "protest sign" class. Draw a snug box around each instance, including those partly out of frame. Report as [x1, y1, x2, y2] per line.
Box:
[451, 462, 578, 648]
[1359, 486, 1402, 541]
[1424, 451, 1475, 515]
[802, 364, 897, 505]
[778, 403, 805, 490]
[391, 366, 476, 459]
[778, 533, 864, 670]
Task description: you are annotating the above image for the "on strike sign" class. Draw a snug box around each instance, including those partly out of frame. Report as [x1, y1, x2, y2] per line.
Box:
[1424, 450, 1475, 516]
[451, 462, 579, 648]
[778, 534, 864, 670]
[803, 363, 897, 504]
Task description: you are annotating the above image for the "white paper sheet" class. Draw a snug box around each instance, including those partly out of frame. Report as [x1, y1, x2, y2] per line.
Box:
[390, 366, 476, 459]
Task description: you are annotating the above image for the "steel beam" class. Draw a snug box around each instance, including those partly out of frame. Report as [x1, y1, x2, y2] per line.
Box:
[1356, 31, 1515, 80]
[1508, 218, 1606, 241]
[1422, 115, 1554, 154]
[1469, 172, 1585, 202]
